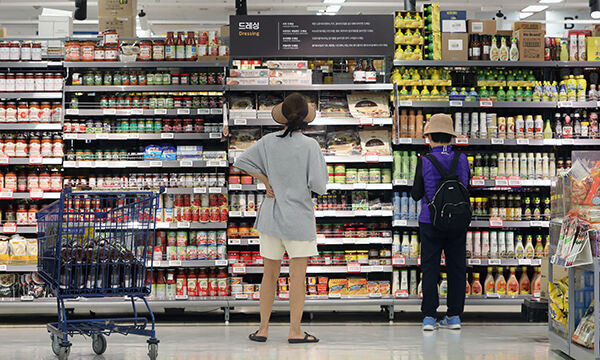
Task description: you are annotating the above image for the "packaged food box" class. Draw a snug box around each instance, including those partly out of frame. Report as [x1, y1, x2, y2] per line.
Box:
[586, 37, 600, 61]
[308, 285, 317, 294]
[318, 276, 329, 284]
[231, 284, 243, 294]
[367, 281, 380, 294]
[278, 277, 288, 286]
[176, 146, 203, 159]
[347, 278, 369, 296]
[227, 77, 269, 86]
[266, 60, 308, 70]
[269, 69, 312, 79]
[230, 277, 243, 285]
[202, 151, 227, 161]
[229, 69, 269, 78]
[379, 281, 391, 295]
[307, 277, 317, 285]
[328, 278, 348, 295]
[268, 78, 312, 85]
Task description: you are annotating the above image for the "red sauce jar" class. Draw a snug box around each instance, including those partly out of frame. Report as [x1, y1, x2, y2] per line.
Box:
[152, 40, 165, 61]
[17, 171, 27, 191]
[94, 44, 105, 61]
[0, 41, 10, 61]
[65, 41, 81, 61]
[240, 251, 252, 265]
[27, 172, 39, 190]
[39, 171, 51, 191]
[139, 41, 152, 61]
[104, 45, 118, 61]
[17, 102, 28, 123]
[81, 42, 95, 61]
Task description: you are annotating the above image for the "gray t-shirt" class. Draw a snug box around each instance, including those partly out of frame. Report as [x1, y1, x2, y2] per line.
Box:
[233, 130, 329, 241]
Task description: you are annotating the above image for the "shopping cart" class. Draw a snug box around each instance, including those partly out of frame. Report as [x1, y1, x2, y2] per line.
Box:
[37, 187, 163, 360]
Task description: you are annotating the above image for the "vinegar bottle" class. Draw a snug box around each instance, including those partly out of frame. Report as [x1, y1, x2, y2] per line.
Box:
[514, 234, 525, 259]
[525, 235, 535, 259]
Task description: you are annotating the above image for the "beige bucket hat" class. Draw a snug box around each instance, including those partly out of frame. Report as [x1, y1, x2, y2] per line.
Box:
[271, 93, 316, 125]
[423, 113, 458, 137]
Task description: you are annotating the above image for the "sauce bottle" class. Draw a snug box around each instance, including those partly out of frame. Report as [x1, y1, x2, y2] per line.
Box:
[155, 270, 166, 300]
[408, 110, 416, 137]
[166, 269, 176, 300]
[509, 37, 519, 61]
[532, 267, 542, 299]
[490, 36, 499, 61]
[439, 272, 448, 296]
[175, 32, 186, 60]
[494, 267, 506, 295]
[185, 31, 197, 61]
[466, 278, 471, 296]
[165, 32, 176, 61]
[415, 110, 424, 137]
[353, 59, 365, 84]
[507, 267, 519, 295]
[525, 235, 535, 259]
[514, 235, 525, 259]
[519, 267, 531, 295]
[365, 59, 376, 83]
[471, 273, 483, 295]
[481, 35, 491, 61]
[484, 267, 495, 295]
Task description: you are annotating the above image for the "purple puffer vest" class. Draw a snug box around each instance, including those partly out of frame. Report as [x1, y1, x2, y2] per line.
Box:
[419, 145, 470, 223]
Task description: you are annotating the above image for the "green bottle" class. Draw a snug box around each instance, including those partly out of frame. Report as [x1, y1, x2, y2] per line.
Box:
[488, 87, 497, 101]
[523, 87, 533, 102]
[409, 151, 418, 179]
[393, 151, 402, 180]
[496, 87, 506, 102]
[507, 71, 515, 82]
[527, 70, 536, 82]
[487, 71, 495, 81]
[498, 70, 506, 82]
[480, 86, 489, 99]
[506, 86, 515, 101]
[401, 151, 410, 179]
[515, 86, 524, 101]
[477, 70, 485, 81]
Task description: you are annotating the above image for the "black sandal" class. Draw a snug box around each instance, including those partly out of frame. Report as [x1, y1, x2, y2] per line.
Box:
[249, 330, 267, 343]
[288, 332, 319, 344]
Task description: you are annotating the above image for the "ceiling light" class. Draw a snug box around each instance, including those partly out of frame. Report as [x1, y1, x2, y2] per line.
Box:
[326, 5, 341, 12]
[591, 0, 600, 18]
[519, 12, 534, 19]
[521, 5, 548, 12]
[539, 0, 563, 3]
[323, 0, 345, 3]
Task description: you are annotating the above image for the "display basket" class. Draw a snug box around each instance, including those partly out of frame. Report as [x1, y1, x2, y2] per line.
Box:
[36, 187, 163, 360]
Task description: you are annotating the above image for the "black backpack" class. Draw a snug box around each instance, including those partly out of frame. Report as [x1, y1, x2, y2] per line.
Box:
[423, 152, 472, 232]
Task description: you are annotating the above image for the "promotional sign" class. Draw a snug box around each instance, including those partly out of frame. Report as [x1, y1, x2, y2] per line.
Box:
[230, 15, 394, 57]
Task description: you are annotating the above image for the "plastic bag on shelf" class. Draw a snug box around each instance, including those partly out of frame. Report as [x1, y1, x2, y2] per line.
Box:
[572, 304, 595, 349]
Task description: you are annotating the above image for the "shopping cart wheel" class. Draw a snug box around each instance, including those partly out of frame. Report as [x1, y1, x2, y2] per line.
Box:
[148, 343, 158, 360]
[92, 334, 107, 355]
[50, 334, 60, 356]
[57, 345, 70, 360]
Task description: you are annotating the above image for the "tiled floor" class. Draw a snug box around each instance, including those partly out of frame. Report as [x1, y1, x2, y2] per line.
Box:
[0, 322, 559, 360]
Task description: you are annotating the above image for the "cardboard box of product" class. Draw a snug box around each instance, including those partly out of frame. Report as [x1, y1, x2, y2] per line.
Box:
[98, 0, 137, 17]
[587, 37, 600, 61]
[421, 3, 441, 32]
[512, 21, 543, 31]
[440, 10, 466, 20]
[228, 69, 269, 78]
[269, 69, 312, 79]
[268, 78, 312, 85]
[226, 77, 269, 85]
[265, 60, 308, 70]
[98, 16, 135, 38]
[468, 20, 497, 35]
[514, 28, 545, 61]
[442, 20, 467, 33]
[441, 33, 468, 61]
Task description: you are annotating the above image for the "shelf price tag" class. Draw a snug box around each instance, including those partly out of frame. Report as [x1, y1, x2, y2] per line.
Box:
[118, 109, 131, 116]
[248, 238, 260, 245]
[228, 238, 241, 245]
[508, 176, 522, 187]
[131, 109, 144, 115]
[516, 139, 530, 145]
[364, 153, 379, 163]
[161, 133, 174, 139]
[328, 293, 341, 299]
[209, 187, 222, 194]
[393, 220, 408, 227]
[467, 259, 481, 265]
[0, 156, 9, 165]
[153, 109, 167, 115]
[398, 138, 412, 144]
[529, 220, 544, 227]
[531, 259, 542, 266]
[169, 260, 182, 267]
[256, 184, 267, 190]
[63, 133, 77, 140]
[211, 108, 223, 115]
[206, 160, 225, 167]
[359, 117, 374, 126]
[209, 133, 222, 139]
[65, 109, 79, 115]
[215, 259, 228, 266]
[243, 211, 257, 217]
[232, 263, 246, 275]
[29, 190, 44, 199]
[229, 184, 242, 190]
[103, 109, 116, 115]
[28, 157, 43, 165]
[353, 183, 367, 189]
[0, 265, 6, 271]
[229, 211, 242, 217]
[252, 292, 261, 300]
[176, 222, 190, 228]
[454, 136, 469, 146]
[491, 138, 504, 145]
[489, 217, 503, 228]
[180, 160, 194, 167]
[177, 109, 190, 115]
[150, 161, 162, 167]
[479, 100, 493, 108]
[494, 176, 509, 187]
[20, 296, 34, 302]
[449, 100, 463, 107]
[193, 187, 207, 194]
[518, 259, 532, 265]
[2, 223, 16, 234]
[398, 100, 413, 107]
[395, 290, 409, 299]
[96, 133, 109, 139]
[489, 259, 501, 265]
[234, 294, 249, 300]
[0, 189, 13, 199]
[197, 108, 211, 115]
[233, 118, 247, 125]
[347, 264, 361, 273]
[558, 101, 573, 108]
[128, 133, 140, 139]
[393, 179, 409, 186]
[392, 255, 406, 266]
[371, 265, 384, 272]
[471, 176, 486, 187]
[562, 139, 574, 145]
[369, 293, 383, 298]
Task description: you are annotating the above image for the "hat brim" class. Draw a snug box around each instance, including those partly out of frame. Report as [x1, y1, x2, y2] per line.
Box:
[423, 128, 458, 137]
[271, 103, 316, 125]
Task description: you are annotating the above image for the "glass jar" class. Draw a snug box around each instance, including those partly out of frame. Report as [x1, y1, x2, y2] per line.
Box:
[25, 73, 35, 92]
[65, 41, 81, 61]
[105, 45, 118, 61]
[81, 42, 95, 61]
[28, 102, 40, 123]
[139, 41, 152, 61]
[39, 103, 51, 123]
[152, 40, 165, 61]
[94, 44, 105, 61]
[17, 102, 28, 123]
[0, 41, 10, 60]
[34, 73, 44, 91]
[31, 42, 42, 61]
[9, 42, 20, 61]
[15, 73, 25, 92]
[20, 41, 31, 61]
[51, 103, 62, 123]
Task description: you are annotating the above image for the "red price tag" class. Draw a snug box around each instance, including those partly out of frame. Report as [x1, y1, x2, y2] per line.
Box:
[392, 254, 406, 266]
[454, 136, 469, 146]
[29, 189, 44, 199]
[364, 153, 379, 163]
[0, 189, 13, 199]
[28, 157, 43, 165]
[252, 292, 260, 300]
[0, 156, 8, 165]
[359, 117, 374, 126]
[471, 176, 486, 187]
[346, 264, 361, 273]
[3, 223, 16, 234]
[394, 290, 409, 299]
[232, 263, 246, 274]
[479, 100, 493, 108]
[494, 176, 509, 187]
[278, 292, 290, 300]
[489, 217, 503, 228]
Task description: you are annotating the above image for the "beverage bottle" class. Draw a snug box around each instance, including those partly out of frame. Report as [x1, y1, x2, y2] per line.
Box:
[506, 117, 515, 139]
[490, 231, 498, 259]
[514, 235, 525, 259]
[507, 267, 519, 295]
[439, 273, 448, 296]
[562, 114, 573, 138]
[515, 115, 525, 138]
[497, 116, 506, 138]
[506, 86, 515, 101]
[542, 153, 550, 179]
[393, 152, 402, 180]
[577, 75, 587, 102]
[353, 59, 365, 84]
[512, 152, 520, 177]
[525, 235, 535, 259]
[525, 115, 534, 138]
[410, 270, 418, 295]
[519, 267, 531, 295]
[409, 232, 419, 260]
[543, 235, 550, 257]
[534, 235, 544, 258]
[416, 110, 424, 137]
[497, 152, 505, 177]
[175, 31, 186, 60]
[544, 197, 552, 220]
[401, 270, 409, 292]
[532, 267, 542, 298]
[495, 267, 507, 295]
[515, 86, 524, 101]
[365, 59, 377, 83]
[499, 37, 509, 61]
[518, 153, 526, 178]
[401, 151, 409, 179]
[408, 110, 416, 137]
[471, 111, 479, 138]
[484, 267, 495, 295]
[509, 37, 519, 61]
[454, 112, 463, 136]
[400, 192, 408, 219]
[506, 231, 515, 258]
[471, 273, 483, 295]
[165, 31, 176, 61]
[505, 153, 513, 176]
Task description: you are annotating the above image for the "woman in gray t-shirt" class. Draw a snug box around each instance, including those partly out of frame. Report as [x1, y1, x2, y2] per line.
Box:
[234, 93, 328, 344]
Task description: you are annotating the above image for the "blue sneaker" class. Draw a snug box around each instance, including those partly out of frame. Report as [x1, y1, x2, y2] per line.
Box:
[422, 316, 437, 331]
[439, 315, 461, 329]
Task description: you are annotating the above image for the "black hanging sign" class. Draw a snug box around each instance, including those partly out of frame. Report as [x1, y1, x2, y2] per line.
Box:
[230, 15, 394, 57]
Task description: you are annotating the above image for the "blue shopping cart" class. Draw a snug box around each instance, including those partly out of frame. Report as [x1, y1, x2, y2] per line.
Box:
[37, 187, 163, 360]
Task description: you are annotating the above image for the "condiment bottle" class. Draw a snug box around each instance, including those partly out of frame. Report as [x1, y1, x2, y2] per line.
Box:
[532, 267, 542, 298]
[525, 235, 535, 259]
[353, 59, 365, 84]
[514, 234, 525, 259]
[484, 267, 495, 295]
[494, 267, 506, 295]
[490, 36, 499, 61]
[471, 273, 483, 295]
[507, 267, 519, 295]
[165, 32, 176, 61]
[519, 266, 530, 295]
[185, 31, 197, 61]
[439, 272, 448, 296]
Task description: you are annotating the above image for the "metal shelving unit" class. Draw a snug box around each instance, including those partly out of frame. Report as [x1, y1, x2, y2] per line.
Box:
[7, 158, 62, 165]
[393, 60, 600, 68]
[0, 124, 62, 131]
[229, 116, 393, 126]
[155, 222, 228, 230]
[63, 160, 228, 168]
[229, 265, 394, 274]
[64, 85, 226, 92]
[64, 133, 223, 141]
[393, 137, 600, 146]
[164, 187, 227, 195]
[63, 61, 229, 68]
[228, 84, 394, 91]
[65, 108, 223, 116]
[0, 92, 62, 99]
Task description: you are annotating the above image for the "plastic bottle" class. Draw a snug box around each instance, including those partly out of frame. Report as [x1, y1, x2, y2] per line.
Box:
[400, 192, 408, 219]
[524, 235, 535, 259]
[498, 231, 507, 258]
[497, 152, 505, 177]
[577, 75, 587, 102]
[466, 278, 471, 296]
[514, 235, 525, 259]
[534, 235, 544, 258]
[505, 152, 513, 176]
[165, 32, 176, 61]
[532, 267, 542, 298]
[509, 37, 519, 61]
[507, 267, 519, 295]
[439, 273, 448, 296]
[469, 88, 479, 101]
[506, 231, 515, 258]
[471, 273, 483, 295]
[410, 270, 418, 295]
[495, 267, 507, 295]
[484, 267, 495, 295]
[392, 233, 401, 256]
[401, 232, 410, 255]
[459, 87, 469, 101]
[401, 270, 409, 292]
[519, 267, 531, 295]
[527, 152, 535, 179]
[519, 153, 527, 178]
[506, 117, 515, 139]
[533, 115, 544, 139]
[588, 84, 598, 102]
[392, 270, 400, 293]
[409, 232, 419, 260]
[543, 119, 553, 139]
[496, 87, 506, 101]
[490, 36, 499, 61]
[499, 37, 509, 61]
[490, 231, 498, 259]
[454, 112, 463, 136]
[401, 151, 409, 178]
[515, 86, 524, 102]
[515, 115, 525, 138]
[471, 112, 479, 137]
[506, 86, 515, 101]
[524, 87, 533, 102]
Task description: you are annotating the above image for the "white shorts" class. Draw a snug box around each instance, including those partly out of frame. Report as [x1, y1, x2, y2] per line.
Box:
[259, 233, 319, 260]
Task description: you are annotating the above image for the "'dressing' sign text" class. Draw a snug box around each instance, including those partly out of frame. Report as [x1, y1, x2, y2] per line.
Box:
[230, 15, 394, 57]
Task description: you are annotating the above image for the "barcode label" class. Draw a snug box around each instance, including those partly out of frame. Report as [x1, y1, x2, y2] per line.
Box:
[177, 109, 190, 115]
[233, 118, 247, 125]
[399, 100, 413, 107]
[161, 133, 174, 139]
[103, 109, 116, 115]
[154, 109, 167, 115]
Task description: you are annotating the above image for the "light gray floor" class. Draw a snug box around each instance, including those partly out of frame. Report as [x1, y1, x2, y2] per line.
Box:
[0, 323, 562, 360]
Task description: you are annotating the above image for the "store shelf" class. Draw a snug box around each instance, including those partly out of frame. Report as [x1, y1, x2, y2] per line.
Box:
[569, 343, 595, 360]
[0, 61, 57, 68]
[64, 133, 223, 141]
[6, 158, 62, 165]
[393, 60, 600, 68]
[0, 92, 62, 99]
[548, 329, 571, 356]
[63, 160, 228, 168]
[229, 117, 393, 126]
[2, 226, 37, 234]
[314, 210, 393, 218]
[0, 123, 62, 131]
[164, 187, 227, 195]
[230, 265, 393, 274]
[155, 222, 228, 230]
[63, 61, 229, 68]
[323, 155, 393, 163]
[228, 237, 393, 246]
[65, 108, 223, 116]
[554, 61, 600, 68]
[326, 183, 392, 190]
[395, 100, 558, 108]
[150, 260, 229, 268]
[0, 192, 61, 200]
[394, 138, 600, 146]
[395, 295, 530, 305]
[466, 258, 543, 266]
[470, 220, 549, 228]
[0, 264, 37, 272]
[471, 179, 552, 187]
[228, 84, 394, 91]
[392, 220, 419, 227]
[64, 85, 226, 92]
[229, 297, 395, 306]
[392, 179, 414, 186]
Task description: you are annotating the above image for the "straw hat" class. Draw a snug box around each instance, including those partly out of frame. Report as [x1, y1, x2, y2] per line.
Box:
[423, 113, 457, 137]
[271, 93, 316, 125]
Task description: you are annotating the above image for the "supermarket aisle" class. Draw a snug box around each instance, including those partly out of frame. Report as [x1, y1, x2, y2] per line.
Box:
[0, 323, 557, 360]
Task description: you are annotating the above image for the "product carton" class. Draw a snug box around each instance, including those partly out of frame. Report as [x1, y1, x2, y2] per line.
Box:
[265, 60, 308, 70]
[226, 77, 269, 85]
[468, 20, 497, 35]
[98, 16, 135, 38]
[513, 28, 544, 61]
[228, 69, 269, 78]
[268, 78, 312, 85]
[512, 21, 543, 31]
[586, 37, 600, 61]
[440, 10, 466, 20]
[421, 3, 441, 32]
[441, 33, 468, 61]
[441, 11, 467, 33]
[268, 69, 312, 79]
[98, 0, 137, 18]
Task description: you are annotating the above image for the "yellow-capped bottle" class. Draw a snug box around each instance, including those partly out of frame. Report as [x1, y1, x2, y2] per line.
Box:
[421, 86, 430, 99]
[430, 85, 440, 101]
[411, 85, 420, 100]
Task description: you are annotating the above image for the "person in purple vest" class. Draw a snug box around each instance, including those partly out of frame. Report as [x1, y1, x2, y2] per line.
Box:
[411, 113, 471, 331]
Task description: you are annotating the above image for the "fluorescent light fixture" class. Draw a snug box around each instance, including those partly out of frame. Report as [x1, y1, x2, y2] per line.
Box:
[539, 0, 563, 3]
[521, 5, 548, 12]
[593, 11, 600, 18]
[326, 5, 342, 12]
[323, 0, 346, 3]
[592, 0, 600, 18]
[519, 12, 534, 19]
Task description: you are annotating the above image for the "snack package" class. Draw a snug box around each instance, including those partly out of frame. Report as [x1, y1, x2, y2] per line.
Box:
[352, 191, 369, 211]
[320, 92, 350, 117]
[303, 129, 327, 152]
[367, 281, 380, 294]
[229, 129, 261, 151]
[347, 278, 369, 296]
[378, 281, 391, 295]
[347, 92, 391, 118]
[566, 219, 591, 266]
[0, 236, 9, 264]
[144, 145, 162, 160]
[557, 214, 579, 259]
[9, 236, 27, 264]
[26, 239, 37, 264]
[230, 94, 255, 110]
[572, 304, 595, 348]
[160, 145, 177, 160]
[359, 128, 392, 156]
[328, 278, 348, 295]
[549, 282, 566, 311]
[0, 273, 16, 297]
[326, 129, 361, 156]
[258, 93, 284, 111]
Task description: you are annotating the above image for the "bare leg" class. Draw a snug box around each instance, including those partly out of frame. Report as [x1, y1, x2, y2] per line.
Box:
[288, 257, 315, 340]
[256, 258, 281, 338]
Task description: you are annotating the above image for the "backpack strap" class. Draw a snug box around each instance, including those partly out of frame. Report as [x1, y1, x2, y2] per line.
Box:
[449, 152, 461, 177]
[424, 153, 448, 178]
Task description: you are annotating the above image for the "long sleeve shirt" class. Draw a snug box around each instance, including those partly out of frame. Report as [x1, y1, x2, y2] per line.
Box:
[233, 130, 329, 241]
